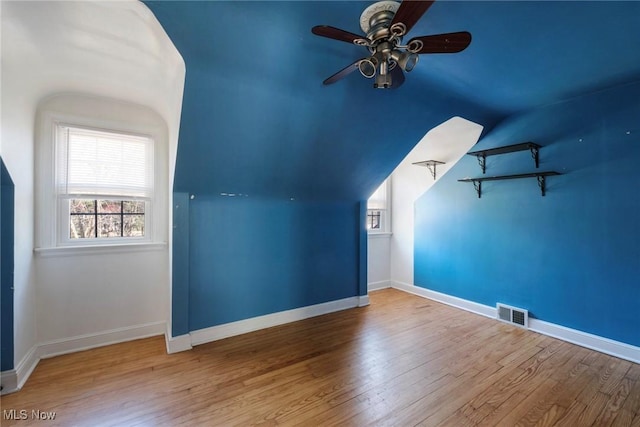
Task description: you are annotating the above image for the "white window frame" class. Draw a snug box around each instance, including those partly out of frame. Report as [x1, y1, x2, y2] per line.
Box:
[54, 123, 154, 246]
[367, 178, 391, 234]
[35, 96, 168, 254]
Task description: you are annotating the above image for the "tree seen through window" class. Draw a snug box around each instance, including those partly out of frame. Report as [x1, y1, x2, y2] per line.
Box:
[69, 199, 145, 239]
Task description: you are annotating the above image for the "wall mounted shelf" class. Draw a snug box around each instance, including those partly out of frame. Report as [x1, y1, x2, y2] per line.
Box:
[412, 160, 445, 179]
[467, 142, 541, 173]
[458, 171, 561, 198]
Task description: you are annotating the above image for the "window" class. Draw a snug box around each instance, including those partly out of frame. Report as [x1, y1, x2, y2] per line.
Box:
[367, 178, 390, 233]
[34, 94, 168, 253]
[367, 210, 381, 230]
[55, 124, 154, 245]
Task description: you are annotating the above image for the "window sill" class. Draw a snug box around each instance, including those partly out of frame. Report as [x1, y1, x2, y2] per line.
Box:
[34, 242, 167, 257]
[367, 232, 392, 239]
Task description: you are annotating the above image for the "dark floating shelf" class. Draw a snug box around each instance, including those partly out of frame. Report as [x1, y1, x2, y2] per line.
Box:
[412, 160, 446, 179]
[467, 142, 541, 173]
[458, 171, 561, 198]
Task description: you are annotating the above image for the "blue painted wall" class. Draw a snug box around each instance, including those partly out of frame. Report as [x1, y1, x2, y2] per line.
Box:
[1, 158, 15, 371]
[144, 0, 503, 336]
[172, 192, 191, 337]
[186, 195, 361, 331]
[358, 201, 368, 298]
[2, 0, 638, 359]
[414, 81, 640, 347]
[146, 1, 640, 338]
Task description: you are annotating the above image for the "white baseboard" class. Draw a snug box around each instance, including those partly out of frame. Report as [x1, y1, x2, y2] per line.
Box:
[0, 370, 17, 395]
[0, 345, 39, 396]
[38, 321, 166, 359]
[190, 296, 360, 347]
[392, 281, 496, 319]
[358, 295, 370, 307]
[528, 319, 640, 364]
[368, 280, 391, 292]
[1, 321, 166, 395]
[165, 327, 192, 354]
[391, 281, 640, 364]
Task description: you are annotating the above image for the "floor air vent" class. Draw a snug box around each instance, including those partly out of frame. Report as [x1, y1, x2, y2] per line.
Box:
[496, 303, 529, 329]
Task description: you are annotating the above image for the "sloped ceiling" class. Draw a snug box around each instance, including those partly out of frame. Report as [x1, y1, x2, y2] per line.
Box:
[144, 1, 640, 201]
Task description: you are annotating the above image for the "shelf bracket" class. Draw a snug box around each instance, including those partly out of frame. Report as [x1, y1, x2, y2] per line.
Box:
[425, 163, 437, 180]
[537, 175, 546, 196]
[412, 160, 445, 180]
[473, 180, 482, 198]
[475, 154, 487, 174]
[530, 146, 539, 168]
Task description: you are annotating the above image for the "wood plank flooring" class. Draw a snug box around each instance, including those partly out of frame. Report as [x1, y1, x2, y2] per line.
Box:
[2, 288, 639, 426]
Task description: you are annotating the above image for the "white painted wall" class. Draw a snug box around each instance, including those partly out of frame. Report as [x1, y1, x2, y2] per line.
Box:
[35, 250, 168, 346]
[367, 234, 391, 290]
[1, 0, 184, 377]
[389, 117, 483, 287]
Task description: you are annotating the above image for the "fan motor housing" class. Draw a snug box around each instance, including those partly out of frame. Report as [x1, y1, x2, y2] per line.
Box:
[367, 10, 396, 42]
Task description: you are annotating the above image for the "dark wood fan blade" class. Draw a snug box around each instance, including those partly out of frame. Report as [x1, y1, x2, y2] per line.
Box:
[390, 66, 405, 89]
[312, 25, 365, 44]
[409, 31, 472, 54]
[391, 1, 435, 35]
[323, 59, 364, 85]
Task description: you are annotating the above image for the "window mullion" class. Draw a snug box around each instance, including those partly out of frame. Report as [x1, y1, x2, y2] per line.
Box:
[121, 200, 124, 237]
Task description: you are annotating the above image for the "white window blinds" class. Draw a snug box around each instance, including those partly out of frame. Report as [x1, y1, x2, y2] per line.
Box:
[55, 125, 154, 199]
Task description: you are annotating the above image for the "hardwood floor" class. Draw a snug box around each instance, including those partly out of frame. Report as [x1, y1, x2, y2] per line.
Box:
[2, 288, 639, 426]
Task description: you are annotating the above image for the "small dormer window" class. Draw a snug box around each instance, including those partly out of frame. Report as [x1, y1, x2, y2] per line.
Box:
[367, 178, 390, 233]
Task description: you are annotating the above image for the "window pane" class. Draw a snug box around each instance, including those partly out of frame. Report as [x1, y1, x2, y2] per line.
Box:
[70, 215, 96, 239]
[70, 199, 95, 214]
[58, 125, 154, 198]
[98, 214, 122, 238]
[123, 200, 145, 214]
[98, 200, 122, 213]
[124, 215, 145, 237]
[367, 210, 381, 230]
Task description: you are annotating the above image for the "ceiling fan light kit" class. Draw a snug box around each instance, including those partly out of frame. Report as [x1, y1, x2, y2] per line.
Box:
[312, 0, 471, 89]
[391, 50, 418, 72]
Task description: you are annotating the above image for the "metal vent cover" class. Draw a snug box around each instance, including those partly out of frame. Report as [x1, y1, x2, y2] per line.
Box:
[496, 303, 529, 329]
[498, 305, 511, 322]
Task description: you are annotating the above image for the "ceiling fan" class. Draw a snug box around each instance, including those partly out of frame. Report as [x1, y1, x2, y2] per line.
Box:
[312, 0, 471, 89]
